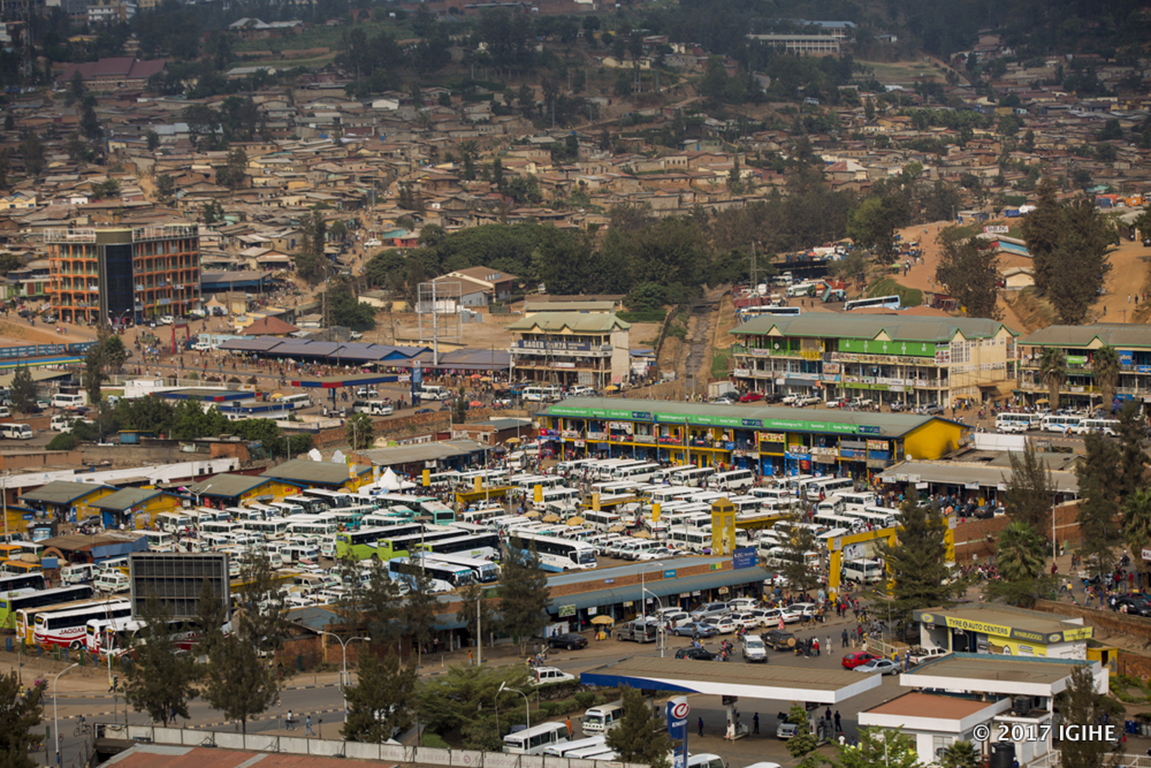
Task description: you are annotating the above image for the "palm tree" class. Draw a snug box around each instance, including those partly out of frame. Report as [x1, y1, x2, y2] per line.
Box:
[1038, 347, 1066, 410]
[1092, 344, 1121, 412]
[1123, 489, 1151, 590]
[940, 741, 980, 768]
[997, 521, 1047, 583]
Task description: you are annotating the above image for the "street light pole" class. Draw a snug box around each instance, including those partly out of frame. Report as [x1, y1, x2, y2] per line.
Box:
[319, 631, 369, 718]
[54, 662, 80, 764]
[497, 682, 530, 732]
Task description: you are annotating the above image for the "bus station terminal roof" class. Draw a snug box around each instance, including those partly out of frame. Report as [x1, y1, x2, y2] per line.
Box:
[580, 656, 882, 704]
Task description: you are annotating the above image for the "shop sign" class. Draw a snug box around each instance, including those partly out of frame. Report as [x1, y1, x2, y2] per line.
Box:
[559, 604, 576, 617]
[759, 432, 786, 443]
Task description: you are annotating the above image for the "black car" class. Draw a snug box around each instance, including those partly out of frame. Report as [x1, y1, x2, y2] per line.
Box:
[675, 646, 717, 661]
[762, 629, 797, 651]
[1112, 595, 1151, 617]
[546, 633, 588, 650]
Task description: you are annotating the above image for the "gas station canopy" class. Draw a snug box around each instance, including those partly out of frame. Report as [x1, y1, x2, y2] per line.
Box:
[580, 657, 882, 704]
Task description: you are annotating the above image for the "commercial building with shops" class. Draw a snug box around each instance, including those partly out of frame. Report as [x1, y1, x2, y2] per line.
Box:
[912, 604, 1092, 658]
[47, 225, 201, 324]
[729, 315, 1018, 408]
[877, 457, 1079, 507]
[537, 397, 969, 477]
[1018, 323, 1151, 408]
[507, 312, 631, 389]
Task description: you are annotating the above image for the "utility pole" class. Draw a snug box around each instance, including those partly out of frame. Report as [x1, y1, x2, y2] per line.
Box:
[749, 242, 758, 290]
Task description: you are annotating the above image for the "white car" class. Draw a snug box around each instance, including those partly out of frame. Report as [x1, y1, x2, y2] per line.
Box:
[762, 607, 801, 624]
[569, 385, 596, 397]
[365, 238, 382, 247]
[159, 315, 173, 325]
[728, 612, 761, 630]
[794, 395, 821, 407]
[531, 666, 577, 686]
[789, 602, 818, 618]
[709, 617, 738, 635]
[741, 635, 768, 663]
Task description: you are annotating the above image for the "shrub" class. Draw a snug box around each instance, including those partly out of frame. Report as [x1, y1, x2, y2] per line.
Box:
[46, 433, 76, 451]
[421, 731, 450, 748]
[574, 691, 595, 708]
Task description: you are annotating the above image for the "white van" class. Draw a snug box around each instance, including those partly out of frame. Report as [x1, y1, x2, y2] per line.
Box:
[52, 393, 86, 409]
[94, 571, 130, 593]
[503, 721, 569, 755]
[842, 558, 885, 584]
[417, 385, 450, 401]
[0, 424, 32, 440]
[581, 704, 625, 736]
[61, 563, 97, 585]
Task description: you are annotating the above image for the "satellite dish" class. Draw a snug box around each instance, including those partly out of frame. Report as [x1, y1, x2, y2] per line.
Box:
[308, 448, 323, 462]
[332, 450, 346, 465]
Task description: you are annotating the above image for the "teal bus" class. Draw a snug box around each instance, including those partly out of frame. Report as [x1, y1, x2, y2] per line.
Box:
[377, 528, 466, 560]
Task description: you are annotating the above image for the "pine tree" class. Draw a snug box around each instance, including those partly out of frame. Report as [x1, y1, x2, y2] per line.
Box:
[605, 686, 673, 768]
[784, 704, 818, 759]
[0, 670, 42, 767]
[1059, 665, 1123, 768]
[1005, 441, 1054, 530]
[122, 593, 200, 725]
[402, 568, 437, 665]
[342, 651, 417, 743]
[1115, 401, 1148, 499]
[9, 364, 35, 413]
[778, 513, 820, 593]
[879, 501, 960, 627]
[1077, 432, 1121, 578]
[1123, 489, 1151, 590]
[500, 540, 551, 653]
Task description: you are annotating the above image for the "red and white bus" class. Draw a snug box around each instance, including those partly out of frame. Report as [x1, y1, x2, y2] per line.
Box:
[85, 617, 201, 659]
[33, 599, 131, 649]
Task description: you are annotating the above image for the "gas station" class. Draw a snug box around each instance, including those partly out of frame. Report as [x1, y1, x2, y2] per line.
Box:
[581, 657, 882, 743]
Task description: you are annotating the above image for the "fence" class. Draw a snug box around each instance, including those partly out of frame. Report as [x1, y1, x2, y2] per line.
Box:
[102, 722, 645, 768]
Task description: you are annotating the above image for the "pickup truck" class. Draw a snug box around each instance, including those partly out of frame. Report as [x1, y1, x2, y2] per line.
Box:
[908, 646, 949, 666]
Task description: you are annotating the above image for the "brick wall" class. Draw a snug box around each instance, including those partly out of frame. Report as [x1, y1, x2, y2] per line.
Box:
[1033, 599, 1151, 643]
[952, 502, 1082, 563]
[0, 450, 82, 469]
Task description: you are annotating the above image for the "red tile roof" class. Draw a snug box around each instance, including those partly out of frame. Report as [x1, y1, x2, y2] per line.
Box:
[105, 745, 399, 768]
[61, 57, 166, 82]
[243, 316, 300, 336]
[866, 691, 995, 719]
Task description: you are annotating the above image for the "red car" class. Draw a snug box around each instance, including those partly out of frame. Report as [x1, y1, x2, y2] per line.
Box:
[841, 651, 878, 670]
[739, 391, 765, 403]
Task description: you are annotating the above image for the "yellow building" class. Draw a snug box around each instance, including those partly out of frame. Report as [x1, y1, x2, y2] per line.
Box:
[19, 481, 119, 530]
[89, 488, 187, 529]
[189, 474, 305, 507]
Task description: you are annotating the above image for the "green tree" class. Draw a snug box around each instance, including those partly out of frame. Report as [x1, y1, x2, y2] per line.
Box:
[10, 364, 36, 413]
[1115, 401, 1148, 499]
[0, 670, 43, 766]
[864, 96, 876, 122]
[1020, 177, 1063, 291]
[879, 501, 961, 630]
[1077, 431, 1122, 578]
[1059, 665, 1123, 768]
[146, 128, 160, 151]
[1038, 347, 1066, 409]
[84, 343, 108, 406]
[346, 412, 374, 450]
[939, 740, 980, 768]
[779, 513, 821, 593]
[605, 685, 674, 768]
[215, 147, 247, 189]
[202, 201, 224, 225]
[402, 568, 437, 665]
[198, 631, 279, 734]
[1124, 489, 1151, 590]
[122, 593, 200, 725]
[700, 57, 728, 110]
[1005, 441, 1055, 530]
[417, 664, 532, 750]
[1093, 345, 1121, 410]
[784, 704, 818, 759]
[833, 727, 919, 768]
[847, 194, 909, 263]
[20, 132, 45, 178]
[233, 551, 288, 654]
[342, 651, 418, 743]
[934, 227, 1001, 319]
[500, 540, 551, 653]
[456, 582, 495, 650]
[986, 521, 1049, 607]
[155, 174, 175, 203]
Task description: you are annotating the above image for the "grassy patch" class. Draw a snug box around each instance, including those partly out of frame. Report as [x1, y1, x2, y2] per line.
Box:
[619, 309, 667, 323]
[710, 347, 731, 380]
[868, 278, 923, 307]
[857, 60, 948, 85]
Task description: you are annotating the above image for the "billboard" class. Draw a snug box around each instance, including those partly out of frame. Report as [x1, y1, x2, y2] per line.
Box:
[129, 552, 230, 620]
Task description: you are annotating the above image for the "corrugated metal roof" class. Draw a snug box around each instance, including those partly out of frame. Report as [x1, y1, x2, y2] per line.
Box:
[89, 488, 169, 511]
[877, 460, 1078, 494]
[543, 397, 944, 438]
[507, 312, 630, 332]
[19, 480, 115, 506]
[217, 338, 285, 352]
[356, 440, 488, 466]
[1020, 322, 1151, 349]
[261, 459, 369, 486]
[189, 474, 274, 499]
[103, 744, 394, 768]
[732, 314, 1016, 342]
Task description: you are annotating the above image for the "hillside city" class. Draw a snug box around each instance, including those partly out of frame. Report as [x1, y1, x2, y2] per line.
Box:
[0, 2, 1149, 768]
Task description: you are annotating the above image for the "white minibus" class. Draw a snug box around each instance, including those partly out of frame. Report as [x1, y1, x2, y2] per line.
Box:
[1073, 418, 1119, 436]
[1040, 414, 1083, 433]
[807, 477, 853, 502]
[0, 424, 32, 440]
[995, 412, 1038, 433]
[675, 467, 715, 487]
[279, 393, 313, 410]
[503, 721, 569, 754]
[712, 469, 754, 491]
[833, 491, 877, 513]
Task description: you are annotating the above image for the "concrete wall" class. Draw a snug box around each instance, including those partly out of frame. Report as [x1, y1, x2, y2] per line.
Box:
[0, 450, 82, 469]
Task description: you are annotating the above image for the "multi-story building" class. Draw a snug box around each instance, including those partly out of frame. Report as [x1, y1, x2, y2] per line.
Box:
[47, 225, 201, 325]
[538, 397, 968, 477]
[1018, 323, 1151, 408]
[507, 311, 630, 390]
[744, 33, 842, 55]
[730, 314, 1019, 408]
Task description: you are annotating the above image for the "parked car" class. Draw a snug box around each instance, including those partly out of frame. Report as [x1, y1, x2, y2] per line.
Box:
[739, 391, 764, 403]
[794, 395, 821, 407]
[546, 633, 588, 651]
[671, 622, 720, 638]
[1112, 595, 1151, 617]
[907, 646, 950, 666]
[855, 659, 900, 676]
[675, 646, 717, 661]
[889, 401, 908, 412]
[841, 651, 878, 670]
[761, 607, 801, 625]
[922, 402, 943, 415]
[709, 617, 738, 635]
[728, 612, 762, 630]
[365, 238, 382, 247]
[690, 602, 731, 622]
[530, 666, 577, 686]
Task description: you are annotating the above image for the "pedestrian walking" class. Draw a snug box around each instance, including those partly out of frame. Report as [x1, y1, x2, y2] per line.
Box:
[834, 711, 842, 733]
[841, 629, 848, 648]
[753, 713, 759, 735]
[286, 710, 295, 730]
[698, 717, 704, 737]
[306, 715, 315, 736]
[827, 636, 832, 655]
